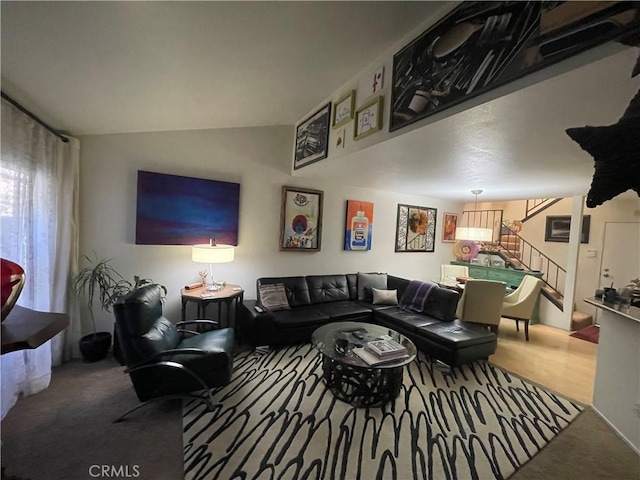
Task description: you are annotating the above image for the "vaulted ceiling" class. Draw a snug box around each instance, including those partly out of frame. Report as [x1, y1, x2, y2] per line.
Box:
[2, 1, 639, 202]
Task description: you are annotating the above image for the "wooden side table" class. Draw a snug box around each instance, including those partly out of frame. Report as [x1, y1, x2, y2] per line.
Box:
[180, 283, 244, 329]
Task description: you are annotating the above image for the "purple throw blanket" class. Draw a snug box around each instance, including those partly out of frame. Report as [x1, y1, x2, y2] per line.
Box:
[398, 280, 436, 313]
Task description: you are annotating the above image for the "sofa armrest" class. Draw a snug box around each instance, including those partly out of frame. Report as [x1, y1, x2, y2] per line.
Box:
[241, 299, 273, 318]
[239, 299, 276, 345]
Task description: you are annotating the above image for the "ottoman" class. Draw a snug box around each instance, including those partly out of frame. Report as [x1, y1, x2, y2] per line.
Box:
[416, 319, 497, 367]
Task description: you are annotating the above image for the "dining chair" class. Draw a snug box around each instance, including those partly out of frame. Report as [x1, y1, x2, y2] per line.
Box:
[456, 279, 506, 333]
[440, 264, 470, 285]
[501, 275, 543, 341]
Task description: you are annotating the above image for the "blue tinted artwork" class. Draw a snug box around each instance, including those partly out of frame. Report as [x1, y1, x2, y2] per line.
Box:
[135, 171, 240, 245]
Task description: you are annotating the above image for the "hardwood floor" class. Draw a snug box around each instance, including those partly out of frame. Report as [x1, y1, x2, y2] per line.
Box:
[489, 319, 598, 405]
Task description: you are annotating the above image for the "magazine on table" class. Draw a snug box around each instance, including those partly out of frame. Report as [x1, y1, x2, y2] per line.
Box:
[365, 338, 407, 357]
[353, 347, 409, 365]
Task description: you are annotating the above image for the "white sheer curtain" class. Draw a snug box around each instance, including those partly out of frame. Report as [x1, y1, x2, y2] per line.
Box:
[1, 98, 81, 419]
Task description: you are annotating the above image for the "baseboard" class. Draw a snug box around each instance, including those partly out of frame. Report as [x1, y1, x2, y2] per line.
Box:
[592, 405, 640, 455]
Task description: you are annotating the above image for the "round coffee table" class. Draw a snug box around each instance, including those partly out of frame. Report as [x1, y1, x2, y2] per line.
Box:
[311, 321, 417, 407]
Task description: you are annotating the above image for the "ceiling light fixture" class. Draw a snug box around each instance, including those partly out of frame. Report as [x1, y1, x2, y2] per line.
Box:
[455, 189, 493, 242]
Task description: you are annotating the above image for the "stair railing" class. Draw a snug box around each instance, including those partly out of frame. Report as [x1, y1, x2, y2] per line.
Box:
[523, 198, 562, 222]
[459, 209, 504, 242]
[499, 222, 566, 302]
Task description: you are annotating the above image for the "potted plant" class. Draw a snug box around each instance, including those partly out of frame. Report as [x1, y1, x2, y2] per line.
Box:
[72, 254, 165, 362]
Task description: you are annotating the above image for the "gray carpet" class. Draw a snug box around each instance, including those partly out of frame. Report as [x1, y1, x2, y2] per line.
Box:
[2, 354, 639, 480]
[1, 357, 182, 480]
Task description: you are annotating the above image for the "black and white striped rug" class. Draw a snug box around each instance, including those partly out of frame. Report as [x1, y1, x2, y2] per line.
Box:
[184, 344, 582, 480]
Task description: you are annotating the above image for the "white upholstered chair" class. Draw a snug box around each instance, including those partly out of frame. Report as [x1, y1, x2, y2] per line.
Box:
[501, 275, 543, 341]
[440, 264, 470, 285]
[456, 279, 506, 333]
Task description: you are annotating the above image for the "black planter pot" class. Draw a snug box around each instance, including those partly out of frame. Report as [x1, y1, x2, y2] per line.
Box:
[79, 332, 112, 362]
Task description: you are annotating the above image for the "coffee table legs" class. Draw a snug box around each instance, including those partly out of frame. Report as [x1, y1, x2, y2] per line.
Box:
[321, 356, 404, 407]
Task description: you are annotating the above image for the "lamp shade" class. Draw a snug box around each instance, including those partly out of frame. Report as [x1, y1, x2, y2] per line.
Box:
[192, 244, 235, 264]
[454, 227, 493, 242]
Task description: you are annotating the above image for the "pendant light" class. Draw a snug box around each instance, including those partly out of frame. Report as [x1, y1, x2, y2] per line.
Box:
[454, 190, 493, 242]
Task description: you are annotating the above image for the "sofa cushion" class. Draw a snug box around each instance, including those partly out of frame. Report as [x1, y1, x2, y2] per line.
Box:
[423, 287, 460, 321]
[372, 288, 398, 305]
[258, 277, 311, 306]
[357, 272, 387, 301]
[375, 308, 442, 333]
[355, 301, 396, 312]
[271, 306, 330, 328]
[418, 319, 496, 348]
[307, 275, 350, 304]
[346, 273, 358, 300]
[258, 283, 290, 311]
[387, 275, 410, 300]
[314, 300, 372, 320]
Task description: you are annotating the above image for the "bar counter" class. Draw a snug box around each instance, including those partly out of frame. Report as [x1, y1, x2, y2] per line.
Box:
[584, 297, 640, 453]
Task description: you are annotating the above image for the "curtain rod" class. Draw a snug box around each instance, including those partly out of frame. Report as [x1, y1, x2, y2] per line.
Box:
[1, 91, 69, 143]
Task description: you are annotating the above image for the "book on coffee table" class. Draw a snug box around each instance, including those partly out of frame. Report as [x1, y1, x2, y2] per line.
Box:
[365, 339, 407, 357]
[353, 347, 409, 365]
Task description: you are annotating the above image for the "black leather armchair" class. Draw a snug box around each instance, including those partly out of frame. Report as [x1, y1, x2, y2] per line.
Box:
[113, 284, 234, 422]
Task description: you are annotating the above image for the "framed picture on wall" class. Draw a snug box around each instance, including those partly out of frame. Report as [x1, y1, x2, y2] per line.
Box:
[442, 212, 458, 242]
[544, 215, 591, 243]
[354, 96, 383, 141]
[395, 204, 437, 252]
[344, 200, 374, 251]
[294, 103, 331, 170]
[332, 90, 355, 129]
[279, 186, 324, 252]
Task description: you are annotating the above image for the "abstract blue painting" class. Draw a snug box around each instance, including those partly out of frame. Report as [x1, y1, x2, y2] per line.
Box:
[135, 171, 240, 245]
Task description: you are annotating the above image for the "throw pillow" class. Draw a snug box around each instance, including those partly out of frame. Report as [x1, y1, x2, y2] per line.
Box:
[258, 283, 290, 311]
[357, 272, 387, 301]
[372, 288, 398, 305]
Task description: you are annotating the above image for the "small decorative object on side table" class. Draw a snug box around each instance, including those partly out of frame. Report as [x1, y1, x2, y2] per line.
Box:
[180, 283, 244, 330]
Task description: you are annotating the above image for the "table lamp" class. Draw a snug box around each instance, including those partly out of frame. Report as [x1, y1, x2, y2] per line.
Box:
[192, 239, 235, 291]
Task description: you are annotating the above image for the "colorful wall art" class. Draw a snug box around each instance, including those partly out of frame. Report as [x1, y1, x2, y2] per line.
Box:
[344, 200, 374, 251]
[395, 204, 437, 252]
[442, 212, 459, 242]
[135, 170, 240, 245]
[279, 186, 324, 252]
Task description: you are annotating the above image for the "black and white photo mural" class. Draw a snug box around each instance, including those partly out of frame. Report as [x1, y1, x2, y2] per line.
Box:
[390, 2, 640, 132]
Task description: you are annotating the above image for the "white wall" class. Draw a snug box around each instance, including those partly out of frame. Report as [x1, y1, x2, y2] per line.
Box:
[79, 126, 463, 334]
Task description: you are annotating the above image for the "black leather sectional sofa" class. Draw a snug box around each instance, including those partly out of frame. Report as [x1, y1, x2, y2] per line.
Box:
[239, 273, 497, 367]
